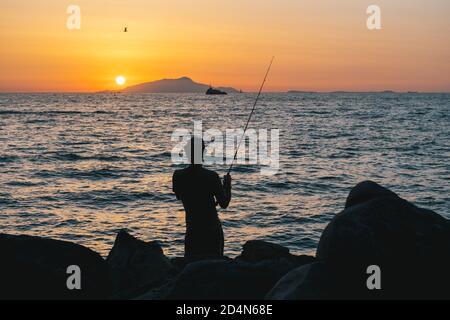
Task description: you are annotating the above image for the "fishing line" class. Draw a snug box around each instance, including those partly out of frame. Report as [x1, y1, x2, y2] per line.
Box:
[227, 56, 275, 175]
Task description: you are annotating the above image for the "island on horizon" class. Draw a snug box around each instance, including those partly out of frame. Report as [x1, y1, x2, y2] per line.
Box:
[99, 77, 239, 94]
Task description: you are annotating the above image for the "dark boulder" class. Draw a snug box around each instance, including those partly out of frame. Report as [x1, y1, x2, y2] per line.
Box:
[170, 255, 232, 272]
[344, 180, 398, 209]
[0, 234, 111, 299]
[266, 262, 334, 299]
[135, 279, 176, 300]
[271, 181, 450, 299]
[317, 181, 450, 265]
[166, 259, 281, 300]
[236, 240, 315, 280]
[237, 240, 290, 262]
[106, 230, 176, 298]
[251, 257, 316, 284]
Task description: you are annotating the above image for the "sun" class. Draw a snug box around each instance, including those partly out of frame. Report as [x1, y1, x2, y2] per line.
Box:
[115, 76, 126, 86]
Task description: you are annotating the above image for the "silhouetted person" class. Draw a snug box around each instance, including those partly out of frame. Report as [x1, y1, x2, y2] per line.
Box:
[173, 137, 231, 258]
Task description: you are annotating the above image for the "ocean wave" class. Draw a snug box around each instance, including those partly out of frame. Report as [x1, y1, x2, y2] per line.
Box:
[5, 180, 42, 187]
[265, 181, 297, 189]
[0, 110, 114, 116]
[0, 195, 19, 206]
[229, 165, 259, 173]
[47, 152, 125, 162]
[25, 119, 55, 124]
[318, 175, 344, 181]
[58, 189, 172, 205]
[150, 151, 172, 159]
[34, 168, 127, 180]
[0, 155, 20, 163]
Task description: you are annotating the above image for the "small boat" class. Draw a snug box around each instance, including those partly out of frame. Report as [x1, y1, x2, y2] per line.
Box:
[206, 87, 227, 95]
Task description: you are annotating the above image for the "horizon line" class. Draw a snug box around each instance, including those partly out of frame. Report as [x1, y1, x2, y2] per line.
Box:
[0, 90, 449, 94]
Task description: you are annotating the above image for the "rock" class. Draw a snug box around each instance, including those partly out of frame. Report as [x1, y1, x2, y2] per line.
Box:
[0, 234, 111, 299]
[315, 181, 450, 299]
[166, 260, 281, 300]
[106, 230, 176, 298]
[236, 240, 290, 262]
[170, 255, 231, 271]
[253, 256, 316, 281]
[266, 262, 334, 300]
[268, 181, 450, 299]
[344, 180, 398, 209]
[236, 240, 316, 281]
[318, 181, 450, 263]
[135, 279, 176, 300]
[169, 257, 187, 271]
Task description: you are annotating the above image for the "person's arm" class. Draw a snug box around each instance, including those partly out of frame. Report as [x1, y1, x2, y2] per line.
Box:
[214, 173, 231, 209]
[172, 171, 181, 200]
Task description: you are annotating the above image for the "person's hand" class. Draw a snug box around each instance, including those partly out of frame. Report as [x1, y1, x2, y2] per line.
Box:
[223, 173, 231, 187]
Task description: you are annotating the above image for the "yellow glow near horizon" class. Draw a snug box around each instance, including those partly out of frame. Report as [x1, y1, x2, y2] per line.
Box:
[116, 76, 126, 86]
[0, 0, 449, 92]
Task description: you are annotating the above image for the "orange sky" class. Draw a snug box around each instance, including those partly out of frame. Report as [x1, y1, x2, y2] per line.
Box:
[0, 0, 449, 92]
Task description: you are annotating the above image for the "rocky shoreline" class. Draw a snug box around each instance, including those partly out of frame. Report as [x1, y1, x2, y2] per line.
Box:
[1, 181, 449, 300]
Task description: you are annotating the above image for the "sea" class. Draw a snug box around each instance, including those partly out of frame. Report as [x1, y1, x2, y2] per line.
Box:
[0, 92, 449, 257]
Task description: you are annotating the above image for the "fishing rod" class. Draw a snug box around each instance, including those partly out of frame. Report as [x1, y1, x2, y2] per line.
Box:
[227, 56, 275, 175]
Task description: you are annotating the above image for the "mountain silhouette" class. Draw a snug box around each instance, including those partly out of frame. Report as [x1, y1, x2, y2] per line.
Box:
[122, 77, 237, 93]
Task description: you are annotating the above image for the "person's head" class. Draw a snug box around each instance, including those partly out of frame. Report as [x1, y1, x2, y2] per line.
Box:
[184, 136, 205, 165]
